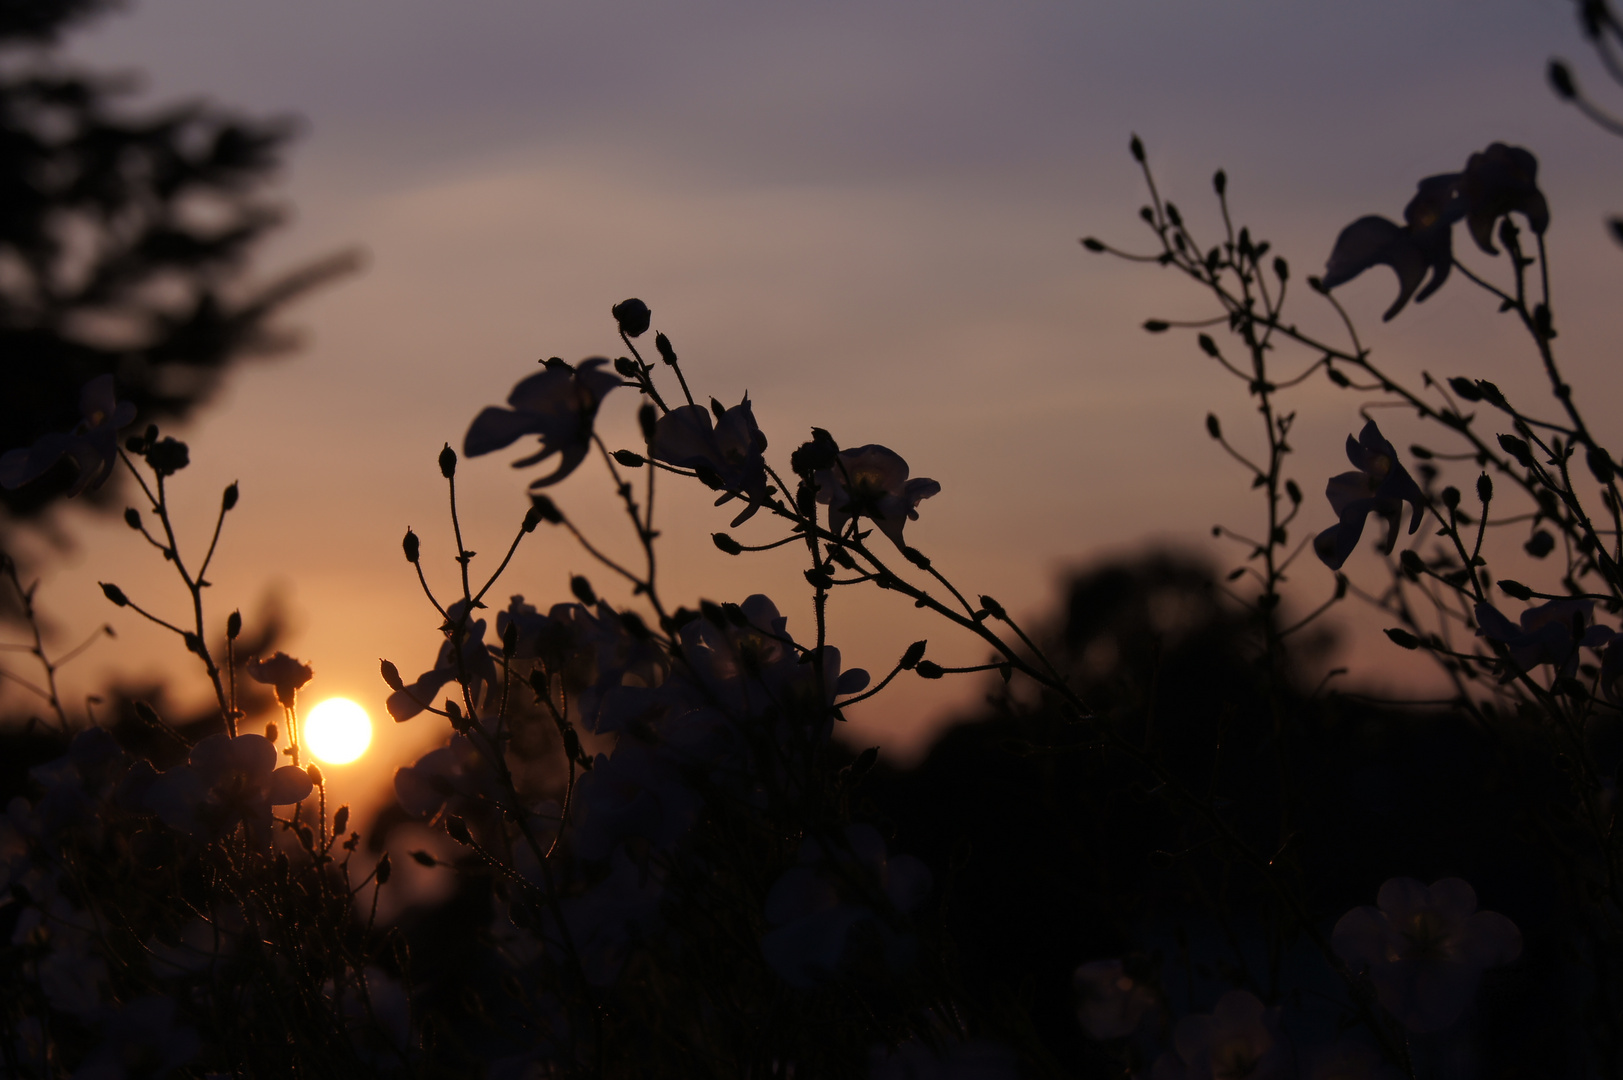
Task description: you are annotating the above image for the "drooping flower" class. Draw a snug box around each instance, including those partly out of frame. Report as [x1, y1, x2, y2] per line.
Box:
[1332, 876, 1521, 1033]
[651, 397, 773, 525]
[386, 601, 499, 722]
[815, 444, 940, 548]
[1458, 143, 1549, 255]
[760, 824, 932, 988]
[1074, 958, 1159, 1040]
[464, 357, 621, 489]
[1475, 597, 1611, 675]
[246, 651, 313, 708]
[143, 733, 313, 838]
[0, 374, 136, 495]
[1151, 990, 1291, 1080]
[1322, 173, 1460, 322]
[1313, 420, 1426, 570]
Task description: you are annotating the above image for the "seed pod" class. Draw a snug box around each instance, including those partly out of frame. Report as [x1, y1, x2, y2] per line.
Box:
[402, 529, 420, 563]
[222, 482, 239, 511]
[100, 582, 129, 607]
[227, 610, 242, 640]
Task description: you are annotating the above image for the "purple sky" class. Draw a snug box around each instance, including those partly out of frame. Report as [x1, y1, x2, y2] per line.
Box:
[12, 0, 1623, 800]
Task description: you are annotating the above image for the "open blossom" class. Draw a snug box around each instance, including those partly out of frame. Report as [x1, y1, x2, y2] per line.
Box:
[760, 824, 932, 988]
[386, 600, 499, 722]
[1322, 144, 1548, 321]
[1457, 142, 1549, 255]
[1313, 420, 1425, 570]
[816, 444, 940, 548]
[1074, 958, 1158, 1040]
[1322, 173, 1458, 322]
[0, 374, 136, 495]
[394, 734, 505, 826]
[651, 397, 773, 525]
[464, 357, 621, 488]
[143, 733, 312, 838]
[1332, 877, 1521, 1032]
[1475, 597, 1611, 675]
[1151, 990, 1291, 1080]
[247, 651, 313, 708]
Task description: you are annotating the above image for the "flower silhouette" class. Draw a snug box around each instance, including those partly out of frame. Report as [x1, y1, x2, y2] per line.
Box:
[1322, 173, 1459, 321]
[1074, 958, 1159, 1040]
[1151, 990, 1290, 1080]
[246, 651, 313, 708]
[815, 444, 940, 548]
[651, 397, 772, 525]
[760, 824, 931, 988]
[464, 357, 621, 488]
[1458, 143, 1549, 255]
[1313, 421, 1426, 570]
[1475, 597, 1612, 675]
[144, 733, 313, 838]
[1332, 877, 1521, 1032]
[0, 375, 135, 495]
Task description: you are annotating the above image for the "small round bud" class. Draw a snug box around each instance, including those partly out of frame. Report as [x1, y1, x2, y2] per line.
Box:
[612, 298, 652, 337]
[402, 529, 420, 563]
[438, 444, 457, 479]
[100, 582, 129, 607]
[226, 610, 242, 640]
[376, 852, 392, 884]
[222, 482, 239, 511]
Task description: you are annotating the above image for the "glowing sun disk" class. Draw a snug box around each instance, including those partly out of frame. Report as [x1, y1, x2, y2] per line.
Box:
[305, 698, 372, 765]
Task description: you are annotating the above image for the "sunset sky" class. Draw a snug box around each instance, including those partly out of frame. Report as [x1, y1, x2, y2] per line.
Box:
[10, 0, 1623, 810]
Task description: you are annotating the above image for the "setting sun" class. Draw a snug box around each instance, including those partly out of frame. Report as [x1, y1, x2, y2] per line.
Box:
[304, 698, 373, 765]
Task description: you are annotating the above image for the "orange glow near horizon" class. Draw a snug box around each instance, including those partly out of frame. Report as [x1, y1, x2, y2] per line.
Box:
[304, 698, 373, 765]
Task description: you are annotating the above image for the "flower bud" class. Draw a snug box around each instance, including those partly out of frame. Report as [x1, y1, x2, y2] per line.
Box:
[380, 659, 403, 691]
[614, 355, 640, 378]
[445, 815, 472, 845]
[570, 575, 597, 606]
[438, 443, 457, 479]
[1549, 60, 1577, 100]
[306, 764, 324, 786]
[222, 482, 239, 511]
[410, 850, 436, 867]
[402, 528, 420, 563]
[612, 298, 652, 338]
[375, 852, 392, 884]
[100, 582, 129, 607]
[655, 332, 677, 366]
[124, 507, 141, 529]
[264, 721, 278, 743]
[1129, 134, 1145, 162]
[1476, 474, 1493, 504]
[1497, 579, 1534, 601]
[899, 640, 927, 670]
[915, 660, 945, 679]
[1384, 628, 1420, 650]
[227, 610, 242, 640]
[712, 532, 742, 555]
[528, 495, 562, 524]
[612, 449, 645, 468]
